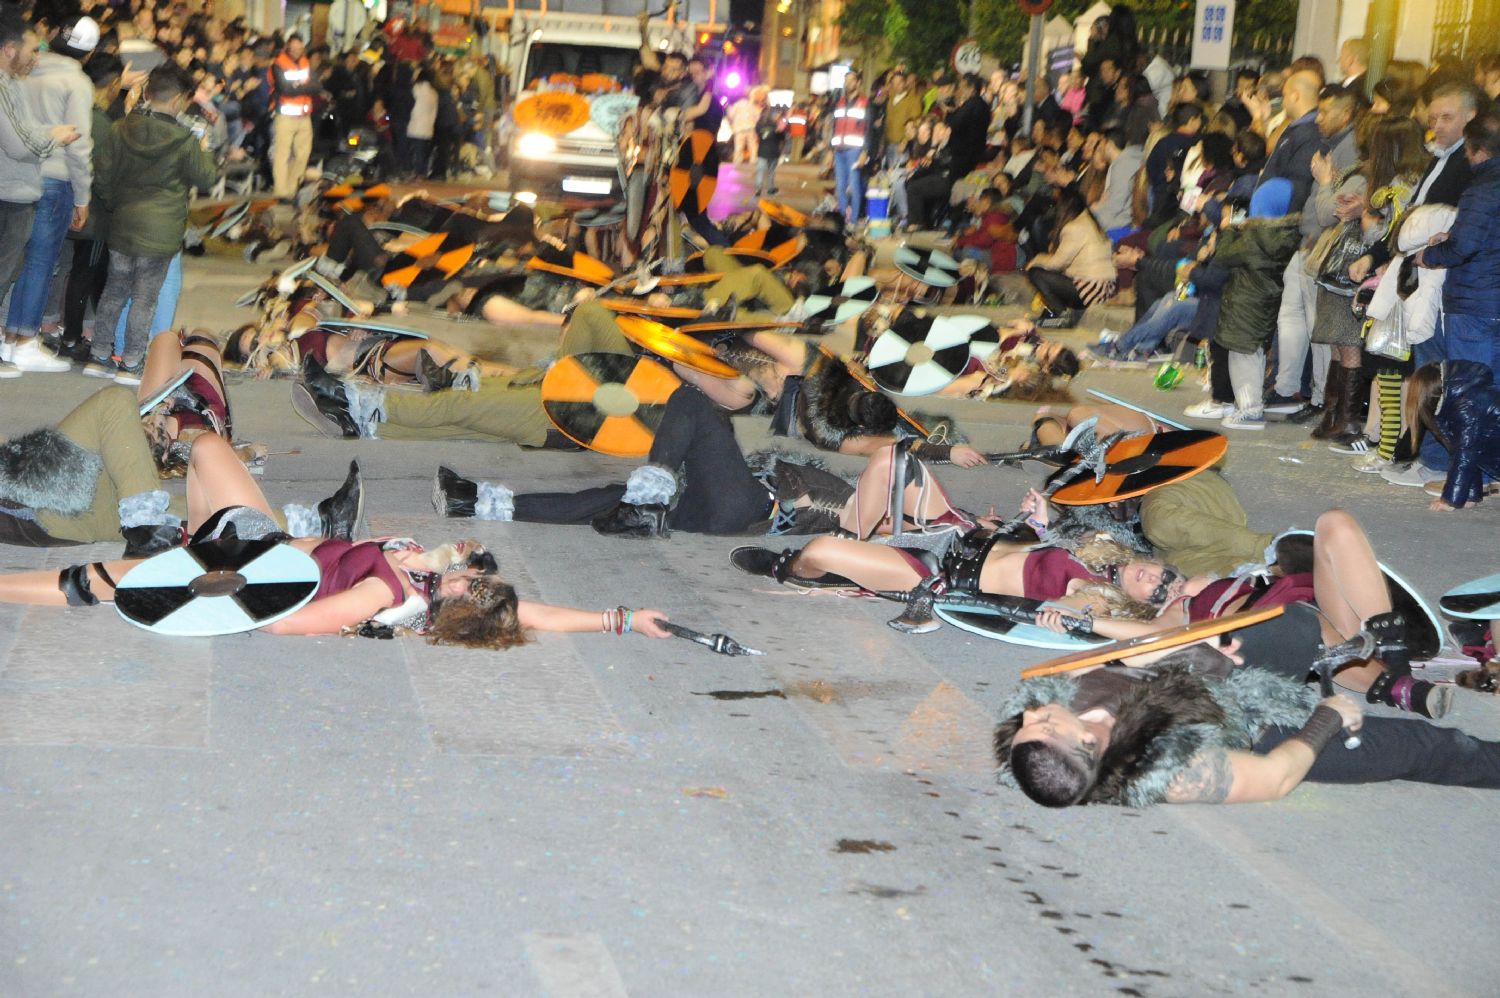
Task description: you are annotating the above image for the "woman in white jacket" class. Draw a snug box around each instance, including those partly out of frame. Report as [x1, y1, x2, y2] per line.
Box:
[1348, 202, 1455, 473]
[405, 68, 438, 178]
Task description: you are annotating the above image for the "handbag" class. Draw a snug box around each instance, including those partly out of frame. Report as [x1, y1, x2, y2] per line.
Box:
[1311, 219, 1370, 294]
[1363, 308, 1410, 362]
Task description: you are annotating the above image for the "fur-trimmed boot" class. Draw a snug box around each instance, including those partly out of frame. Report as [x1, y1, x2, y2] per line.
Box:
[119, 490, 184, 557]
[591, 465, 675, 538]
[432, 466, 514, 520]
[282, 460, 365, 540]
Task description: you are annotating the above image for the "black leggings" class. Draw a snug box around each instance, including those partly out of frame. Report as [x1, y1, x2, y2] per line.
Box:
[63, 238, 108, 340]
[1027, 266, 1087, 313]
[512, 386, 770, 534]
[327, 214, 386, 277]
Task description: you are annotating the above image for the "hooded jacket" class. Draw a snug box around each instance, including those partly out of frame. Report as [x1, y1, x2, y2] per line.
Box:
[0, 72, 59, 203]
[1365, 203, 1455, 348]
[1421, 156, 1500, 316]
[1211, 213, 1303, 354]
[1435, 360, 1500, 508]
[94, 108, 217, 257]
[21, 51, 93, 206]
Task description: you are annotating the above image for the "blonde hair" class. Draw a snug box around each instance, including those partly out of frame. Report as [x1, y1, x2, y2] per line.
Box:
[1069, 582, 1160, 622]
[1068, 533, 1143, 575]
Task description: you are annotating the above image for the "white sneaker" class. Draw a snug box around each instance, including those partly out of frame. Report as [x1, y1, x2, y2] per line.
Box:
[1184, 399, 1232, 420]
[9, 336, 70, 372]
[1352, 453, 1392, 474]
[1381, 462, 1444, 487]
[0, 338, 12, 363]
[0, 359, 20, 379]
[1221, 408, 1265, 430]
[81, 360, 116, 379]
[1096, 328, 1119, 345]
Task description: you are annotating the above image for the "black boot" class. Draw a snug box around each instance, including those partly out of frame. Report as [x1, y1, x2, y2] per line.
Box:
[731, 545, 796, 581]
[888, 579, 941, 633]
[1311, 364, 1351, 440]
[591, 502, 670, 538]
[434, 466, 478, 517]
[317, 460, 364, 540]
[292, 355, 359, 438]
[417, 352, 457, 392]
[1366, 671, 1453, 719]
[122, 523, 183, 558]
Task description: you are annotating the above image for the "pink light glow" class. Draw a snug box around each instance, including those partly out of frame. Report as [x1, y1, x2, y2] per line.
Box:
[725, 70, 742, 89]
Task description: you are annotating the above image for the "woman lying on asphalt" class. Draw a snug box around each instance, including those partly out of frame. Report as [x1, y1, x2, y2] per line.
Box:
[0, 433, 673, 649]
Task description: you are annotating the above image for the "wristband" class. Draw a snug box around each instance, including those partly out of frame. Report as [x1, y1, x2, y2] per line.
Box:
[912, 441, 953, 463]
[1291, 704, 1343, 754]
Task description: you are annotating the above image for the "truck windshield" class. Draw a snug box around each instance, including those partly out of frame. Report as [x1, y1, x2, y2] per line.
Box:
[524, 43, 637, 90]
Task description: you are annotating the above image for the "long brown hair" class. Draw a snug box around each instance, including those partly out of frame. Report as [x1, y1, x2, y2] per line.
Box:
[1404, 361, 1446, 451]
[426, 577, 529, 650]
[1363, 114, 1427, 192]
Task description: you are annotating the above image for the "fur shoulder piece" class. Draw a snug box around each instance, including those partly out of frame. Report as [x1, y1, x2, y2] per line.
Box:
[0, 429, 103, 515]
[1047, 501, 1153, 554]
[798, 354, 860, 450]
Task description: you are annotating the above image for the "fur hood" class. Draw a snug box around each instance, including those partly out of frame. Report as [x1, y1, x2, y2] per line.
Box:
[994, 665, 1317, 808]
[0, 429, 103, 515]
[797, 353, 864, 451]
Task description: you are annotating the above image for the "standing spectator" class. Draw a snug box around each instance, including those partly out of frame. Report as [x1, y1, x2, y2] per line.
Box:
[326, 48, 367, 137]
[4, 14, 98, 374]
[785, 99, 808, 161]
[1417, 111, 1500, 379]
[883, 70, 920, 169]
[405, 65, 437, 178]
[1339, 37, 1370, 94]
[753, 99, 784, 196]
[83, 65, 215, 385]
[0, 7, 79, 379]
[1265, 83, 1363, 421]
[829, 69, 868, 223]
[727, 89, 759, 164]
[59, 52, 123, 365]
[268, 33, 317, 198]
[1257, 71, 1323, 208]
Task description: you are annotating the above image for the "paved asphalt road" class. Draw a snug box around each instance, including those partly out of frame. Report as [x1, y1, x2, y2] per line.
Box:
[2, 163, 1498, 996]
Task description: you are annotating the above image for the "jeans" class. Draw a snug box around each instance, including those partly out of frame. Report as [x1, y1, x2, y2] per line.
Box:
[0, 201, 37, 294]
[1415, 320, 1451, 472]
[1440, 311, 1500, 377]
[754, 156, 777, 195]
[1256, 716, 1500, 789]
[1101, 295, 1198, 359]
[833, 147, 862, 220]
[91, 251, 172, 368]
[889, 167, 911, 224]
[5, 178, 73, 336]
[513, 386, 769, 534]
[110, 252, 182, 354]
[405, 137, 432, 177]
[1273, 250, 1328, 403]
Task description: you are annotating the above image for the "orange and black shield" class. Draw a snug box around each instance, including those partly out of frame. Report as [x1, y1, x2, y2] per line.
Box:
[542, 353, 682, 457]
[380, 232, 474, 289]
[615, 315, 739, 379]
[1051, 430, 1229, 505]
[670, 129, 720, 214]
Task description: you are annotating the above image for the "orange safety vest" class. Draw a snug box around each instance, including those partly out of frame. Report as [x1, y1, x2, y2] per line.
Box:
[271, 53, 313, 117]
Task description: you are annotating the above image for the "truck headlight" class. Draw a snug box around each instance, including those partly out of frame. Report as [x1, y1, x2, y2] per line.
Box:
[517, 131, 557, 159]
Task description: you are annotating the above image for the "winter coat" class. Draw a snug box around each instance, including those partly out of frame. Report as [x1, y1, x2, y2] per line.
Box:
[1365, 203, 1454, 348]
[1435, 360, 1500, 508]
[94, 109, 217, 257]
[1212, 214, 1303, 354]
[1420, 156, 1500, 316]
[22, 52, 93, 206]
[69, 104, 115, 242]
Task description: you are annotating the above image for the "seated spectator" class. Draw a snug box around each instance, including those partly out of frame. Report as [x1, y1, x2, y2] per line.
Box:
[1025, 186, 1116, 328]
[953, 186, 1017, 271]
[1090, 127, 1144, 240]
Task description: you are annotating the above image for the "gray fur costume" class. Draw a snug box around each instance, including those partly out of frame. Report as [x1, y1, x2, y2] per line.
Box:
[993, 665, 1317, 808]
[0, 430, 103, 515]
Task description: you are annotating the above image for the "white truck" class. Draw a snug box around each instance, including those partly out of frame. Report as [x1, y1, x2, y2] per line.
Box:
[500, 2, 724, 200]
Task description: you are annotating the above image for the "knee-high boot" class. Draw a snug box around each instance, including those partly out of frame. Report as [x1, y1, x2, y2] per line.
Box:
[1310, 363, 1349, 440]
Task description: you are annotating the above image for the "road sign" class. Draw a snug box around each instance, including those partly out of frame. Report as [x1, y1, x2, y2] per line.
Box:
[1016, 0, 1054, 14]
[1190, 0, 1236, 70]
[951, 39, 983, 76]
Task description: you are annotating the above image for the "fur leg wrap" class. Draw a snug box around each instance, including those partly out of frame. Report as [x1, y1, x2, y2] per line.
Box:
[281, 503, 321, 538]
[344, 382, 386, 439]
[58, 564, 98, 607]
[118, 490, 179, 529]
[474, 482, 515, 521]
[621, 465, 676, 506]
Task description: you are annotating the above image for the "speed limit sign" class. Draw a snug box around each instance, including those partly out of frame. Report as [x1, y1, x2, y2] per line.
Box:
[951, 39, 983, 76]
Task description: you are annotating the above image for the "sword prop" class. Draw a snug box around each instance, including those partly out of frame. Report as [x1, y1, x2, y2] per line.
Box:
[1085, 388, 1190, 431]
[663, 622, 765, 656]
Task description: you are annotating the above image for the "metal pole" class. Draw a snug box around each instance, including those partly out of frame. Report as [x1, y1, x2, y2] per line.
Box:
[1021, 13, 1043, 133]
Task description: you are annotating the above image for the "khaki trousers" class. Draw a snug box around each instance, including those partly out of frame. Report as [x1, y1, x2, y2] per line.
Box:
[380, 376, 551, 446]
[271, 113, 313, 199]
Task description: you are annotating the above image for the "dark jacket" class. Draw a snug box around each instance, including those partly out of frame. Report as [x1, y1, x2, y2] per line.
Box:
[1434, 360, 1500, 507]
[945, 93, 992, 179]
[95, 109, 218, 257]
[1211, 215, 1303, 354]
[1258, 112, 1320, 209]
[70, 104, 115, 243]
[1369, 146, 1473, 269]
[1422, 156, 1500, 316]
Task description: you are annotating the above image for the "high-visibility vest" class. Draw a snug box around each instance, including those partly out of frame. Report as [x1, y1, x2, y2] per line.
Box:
[787, 108, 807, 136]
[830, 96, 867, 148]
[272, 53, 313, 116]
